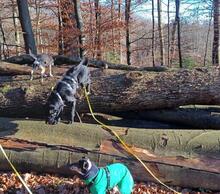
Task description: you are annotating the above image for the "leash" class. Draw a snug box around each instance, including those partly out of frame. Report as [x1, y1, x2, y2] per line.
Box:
[83, 88, 181, 194]
[0, 144, 33, 194]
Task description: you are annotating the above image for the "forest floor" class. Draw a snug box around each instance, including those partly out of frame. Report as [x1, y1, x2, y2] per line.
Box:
[0, 172, 219, 194]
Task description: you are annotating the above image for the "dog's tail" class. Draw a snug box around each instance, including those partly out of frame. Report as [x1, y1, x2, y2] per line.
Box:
[79, 57, 89, 66]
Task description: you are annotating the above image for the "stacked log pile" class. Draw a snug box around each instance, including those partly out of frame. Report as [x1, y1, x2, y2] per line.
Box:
[0, 59, 220, 191]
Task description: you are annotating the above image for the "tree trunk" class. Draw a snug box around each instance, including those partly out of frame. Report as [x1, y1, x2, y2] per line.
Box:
[5, 55, 167, 71]
[157, 0, 165, 66]
[0, 61, 30, 75]
[167, 0, 170, 67]
[125, 0, 131, 65]
[0, 19, 9, 59]
[59, 0, 79, 56]
[118, 106, 220, 129]
[0, 118, 220, 190]
[212, 0, 220, 66]
[176, 0, 182, 68]
[11, 0, 21, 56]
[57, 0, 65, 55]
[170, 17, 178, 66]
[72, 0, 84, 58]
[203, 8, 213, 66]
[17, 0, 37, 54]
[1, 64, 220, 117]
[94, 0, 102, 60]
[151, 0, 155, 67]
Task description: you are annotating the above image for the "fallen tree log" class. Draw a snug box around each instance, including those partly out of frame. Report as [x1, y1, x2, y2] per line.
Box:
[0, 61, 31, 75]
[112, 106, 220, 129]
[0, 118, 220, 190]
[1, 66, 220, 118]
[4, 55, 167, 71]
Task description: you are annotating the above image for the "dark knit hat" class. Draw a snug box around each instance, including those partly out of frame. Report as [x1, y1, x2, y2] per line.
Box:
[69, 157, 99, 180]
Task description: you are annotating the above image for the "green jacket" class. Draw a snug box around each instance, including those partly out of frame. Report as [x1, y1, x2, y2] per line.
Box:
[84, 163, 134, 194]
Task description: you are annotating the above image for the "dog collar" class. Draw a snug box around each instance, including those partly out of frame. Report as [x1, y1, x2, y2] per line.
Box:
[59, 80, 78, 90]
[64, 75, 78, 84]
[53, 91, 64, 106]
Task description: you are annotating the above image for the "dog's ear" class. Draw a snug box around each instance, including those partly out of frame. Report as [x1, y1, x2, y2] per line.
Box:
[79, 57, 89, 67]
[69, 163, 84, 176]
[29, 49, 37, 60]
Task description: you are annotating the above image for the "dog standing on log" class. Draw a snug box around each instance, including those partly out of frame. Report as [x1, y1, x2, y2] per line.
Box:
[29, 49, 54, 82]
[69, 157, 134, 194]
[45, 58, 90, 125]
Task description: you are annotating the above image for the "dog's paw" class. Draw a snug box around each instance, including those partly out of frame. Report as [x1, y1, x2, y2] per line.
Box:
[67, 120, 74, 124]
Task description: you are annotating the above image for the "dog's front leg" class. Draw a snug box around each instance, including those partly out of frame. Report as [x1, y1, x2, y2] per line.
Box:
[40, 66, 46, 82]
[30, 69, 34, 80]
[68, 100, 76, 124]
[86, 83, 91, 95]
[49, 63, 53, 77]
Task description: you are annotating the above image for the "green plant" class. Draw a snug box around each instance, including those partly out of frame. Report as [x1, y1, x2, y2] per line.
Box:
[182, 57, 197, 69]
[104, 51, 120, 64]
[0, 85, 11, 94]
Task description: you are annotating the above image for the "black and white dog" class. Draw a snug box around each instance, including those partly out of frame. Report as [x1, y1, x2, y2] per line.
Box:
[29, 49, 54, 82]
[45, 58, 90, 125]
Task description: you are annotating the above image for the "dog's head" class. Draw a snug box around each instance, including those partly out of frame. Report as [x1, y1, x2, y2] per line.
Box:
[29, 49, 52, 67]
[69, 157, 99, 180]
[45, 93, 64, 125]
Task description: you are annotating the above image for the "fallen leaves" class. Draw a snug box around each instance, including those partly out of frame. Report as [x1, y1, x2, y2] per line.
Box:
[0, 172, 219, 194]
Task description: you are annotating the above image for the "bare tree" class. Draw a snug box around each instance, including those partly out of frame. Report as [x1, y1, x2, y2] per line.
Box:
[151, 0, 155, 67]
[0, 19, 9, 58]
[212, 0, 219, 65]
[167, 0, 170, 67]
[125, 0, 131, 65]
[17, 0, 37, 54]
[157, 0, 165, 66]
[72, 0, 84, 57]
[204, 7, 213, 66]
[57, 0, 64, 55]
[11, 0, 20, 55]
[176, 0, 182, 68]
[118, 0, 123, 63]
[94, 0, 102, 60]
[170, 5, 178, 66]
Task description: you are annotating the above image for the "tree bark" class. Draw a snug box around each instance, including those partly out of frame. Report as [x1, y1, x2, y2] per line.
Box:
[116, 106, 220, 129]
[72, 0, 84, 58]
[203, 8, 213, 66]
[94, 0, 102, 60]
[17, 0, 37, 54]
[167, 0, 170, 67]
[212, 0, 220, 66]
[0, 19, 9, 59]
[4, 55, 167, 71]
[0, 118, 220, 190]
[176, 0, 182, 68]
[0, 61, 30, 75]
[11, 0, 21, 56]
[170, 16, 178, 66]
[151, 0, 155, 67]
[59, 0, 79, 56]
[57, 0, 65, 55]
[1, 65, 220, 117]
[157, 0, 165, 66]
[125, 0, 131, 65]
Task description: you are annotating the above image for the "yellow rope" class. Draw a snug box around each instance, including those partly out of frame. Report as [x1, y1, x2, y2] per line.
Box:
[84, 88, 181, 194]
[0, 144, 33, 194]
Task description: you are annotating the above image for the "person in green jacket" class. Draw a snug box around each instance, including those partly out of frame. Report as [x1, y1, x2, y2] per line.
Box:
[69, 157, 134, 194]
